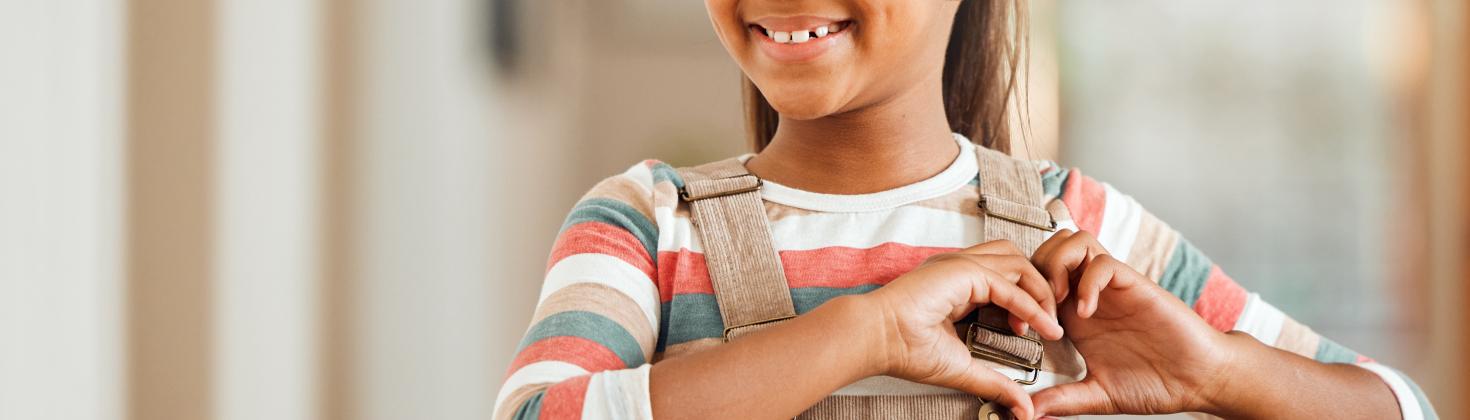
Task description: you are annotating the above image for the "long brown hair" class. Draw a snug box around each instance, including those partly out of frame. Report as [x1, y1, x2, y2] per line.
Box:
[743, 0, 1028, 154]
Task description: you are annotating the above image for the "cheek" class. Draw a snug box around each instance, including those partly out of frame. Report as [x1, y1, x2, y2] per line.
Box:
[859, 5, 950, 81]
[704, 0, 748, 58]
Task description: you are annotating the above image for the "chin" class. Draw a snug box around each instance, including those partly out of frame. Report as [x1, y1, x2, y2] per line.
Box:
[760, 86, 849, 120]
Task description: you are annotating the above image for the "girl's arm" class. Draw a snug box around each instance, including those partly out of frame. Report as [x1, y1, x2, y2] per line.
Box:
[1034, 167, 1435, 418]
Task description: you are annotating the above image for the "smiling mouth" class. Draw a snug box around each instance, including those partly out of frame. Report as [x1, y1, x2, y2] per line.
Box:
[749, 21, 853, 44]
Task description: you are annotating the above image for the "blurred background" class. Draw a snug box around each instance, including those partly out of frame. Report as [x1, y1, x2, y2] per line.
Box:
[3, 0, 1466, 419]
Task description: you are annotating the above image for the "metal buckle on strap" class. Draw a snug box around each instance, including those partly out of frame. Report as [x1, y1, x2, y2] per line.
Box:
[965, 322, 1044, 385]
[679, 176, 763, 202]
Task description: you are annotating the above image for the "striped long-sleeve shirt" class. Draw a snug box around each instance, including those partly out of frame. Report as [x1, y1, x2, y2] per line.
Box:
[495, 136, 1437, 419]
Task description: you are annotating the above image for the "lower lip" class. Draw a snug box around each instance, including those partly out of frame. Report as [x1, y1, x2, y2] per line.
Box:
[751, 26, 850, 63]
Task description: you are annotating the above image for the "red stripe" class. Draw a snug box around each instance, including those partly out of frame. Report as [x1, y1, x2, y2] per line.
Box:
[657, 243, 957, 300]
[548, 221, 655, 279]
[1193, 265, 1248, 332]
[541, 374, 592, 420]
[505, 336, 625, 378]
[1061, 169, 1106, 234]
[1356, 354, 1375, 363]
[781, 243, 955, 289]
[656, 250, 713, 302]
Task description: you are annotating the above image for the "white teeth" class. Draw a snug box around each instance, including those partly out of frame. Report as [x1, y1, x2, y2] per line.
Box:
[764, 24, 844, 43]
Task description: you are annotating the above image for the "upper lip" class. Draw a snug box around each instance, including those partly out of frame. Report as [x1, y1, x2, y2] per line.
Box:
[749, 15, 846, 32]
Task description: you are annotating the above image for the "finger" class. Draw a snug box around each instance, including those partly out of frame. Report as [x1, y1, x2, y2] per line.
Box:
[1031, 229, 1076, 302]
[1010, 259, 1058, 320]
[962, 262, 1063, 340]
[1031, 380, 1117, 417]
[1034, 230, 1108, 305]
[1074, 254, 1138, 318]
[946, 359, 1035, 420]
[969, 254, 1059, 320]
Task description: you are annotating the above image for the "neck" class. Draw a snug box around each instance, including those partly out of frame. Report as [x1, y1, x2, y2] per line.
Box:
[745, 76, 959, 195]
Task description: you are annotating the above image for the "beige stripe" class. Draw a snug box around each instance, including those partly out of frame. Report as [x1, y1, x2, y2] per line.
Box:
[655, 337, 724, 362]
[493, 383, 551, 420]
[910, 189, 981, 215]
[651, 180, 680, 211]
[126, 0, 216, 418]
[1126, 210, 1180, 282]
[1274, 317, 1322, 359]
[1039, 338, 1087, 379]
[588, 174, 656, 225]
[1044, 197, 1073, 226]
[532, 283, 657, 358]
[764, 200, 821, 222]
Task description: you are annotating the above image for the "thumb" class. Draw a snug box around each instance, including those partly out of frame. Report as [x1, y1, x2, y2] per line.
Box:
[1031, 380, 1115, 417]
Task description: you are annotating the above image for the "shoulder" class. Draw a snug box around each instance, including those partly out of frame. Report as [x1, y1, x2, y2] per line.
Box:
[560, 160, 683, 257]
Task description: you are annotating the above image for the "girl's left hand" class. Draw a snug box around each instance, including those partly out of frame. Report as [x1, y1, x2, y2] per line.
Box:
[1027, 230, 1237, 418]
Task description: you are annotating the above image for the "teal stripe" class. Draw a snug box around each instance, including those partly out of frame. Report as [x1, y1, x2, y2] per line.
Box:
[1040, 164, 1070, 199]
[560, 197, 658, 263]
[661, 285, 884, 348]
[1159, 239, 1213, 307]
[511, 390, 544, 420]
[791, 285, 881, 313]
[518, 310, 645, 368]
[1312, 337, 1360, 364]
[1388, 367, 1439, 419]
[662, 295, 724, 347]
[649, 161, 684, 190]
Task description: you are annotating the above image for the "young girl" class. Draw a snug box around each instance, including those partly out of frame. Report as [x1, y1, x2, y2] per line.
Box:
[496, 1, 1437, 419]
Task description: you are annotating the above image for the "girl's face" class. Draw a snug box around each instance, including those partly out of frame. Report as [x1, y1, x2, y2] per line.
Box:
[705, 0, 960, 120]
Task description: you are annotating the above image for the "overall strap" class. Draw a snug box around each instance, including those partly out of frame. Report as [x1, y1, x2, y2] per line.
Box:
[676, 158, 796, 341]
[969, 146, 1086, 384]
[975, 146, 1056, 255]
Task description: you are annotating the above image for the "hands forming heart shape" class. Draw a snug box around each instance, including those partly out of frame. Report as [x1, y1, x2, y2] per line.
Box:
[865, 230, 1243, 419]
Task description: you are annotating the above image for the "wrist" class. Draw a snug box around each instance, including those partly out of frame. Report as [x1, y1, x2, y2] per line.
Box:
[1199, 331, 1272, 418]
[826, 294, 893, 380]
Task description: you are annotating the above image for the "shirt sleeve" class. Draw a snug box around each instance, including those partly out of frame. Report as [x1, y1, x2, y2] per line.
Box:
[1045, 165, 1438, 420]
[495, 162, 665, 420]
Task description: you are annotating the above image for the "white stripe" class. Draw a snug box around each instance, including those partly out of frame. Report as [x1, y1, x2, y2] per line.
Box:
[770, 207, 984, 251]
[582, 364, 654, 420]
[493, 361, 589, 414]
[661, 205, 986, 254]
[660, 206, 986, 253]
[1096, 183, 1143, 262]
[654, 206, 700, 253]
[541, 253, 660, 332]
[1231, 293, 1285, 346]
[621, 161, 654, 190]
[1358, 362, 1425, 420]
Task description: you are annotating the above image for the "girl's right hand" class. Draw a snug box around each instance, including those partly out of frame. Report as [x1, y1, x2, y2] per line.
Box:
[859, 240, 1064, 420]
